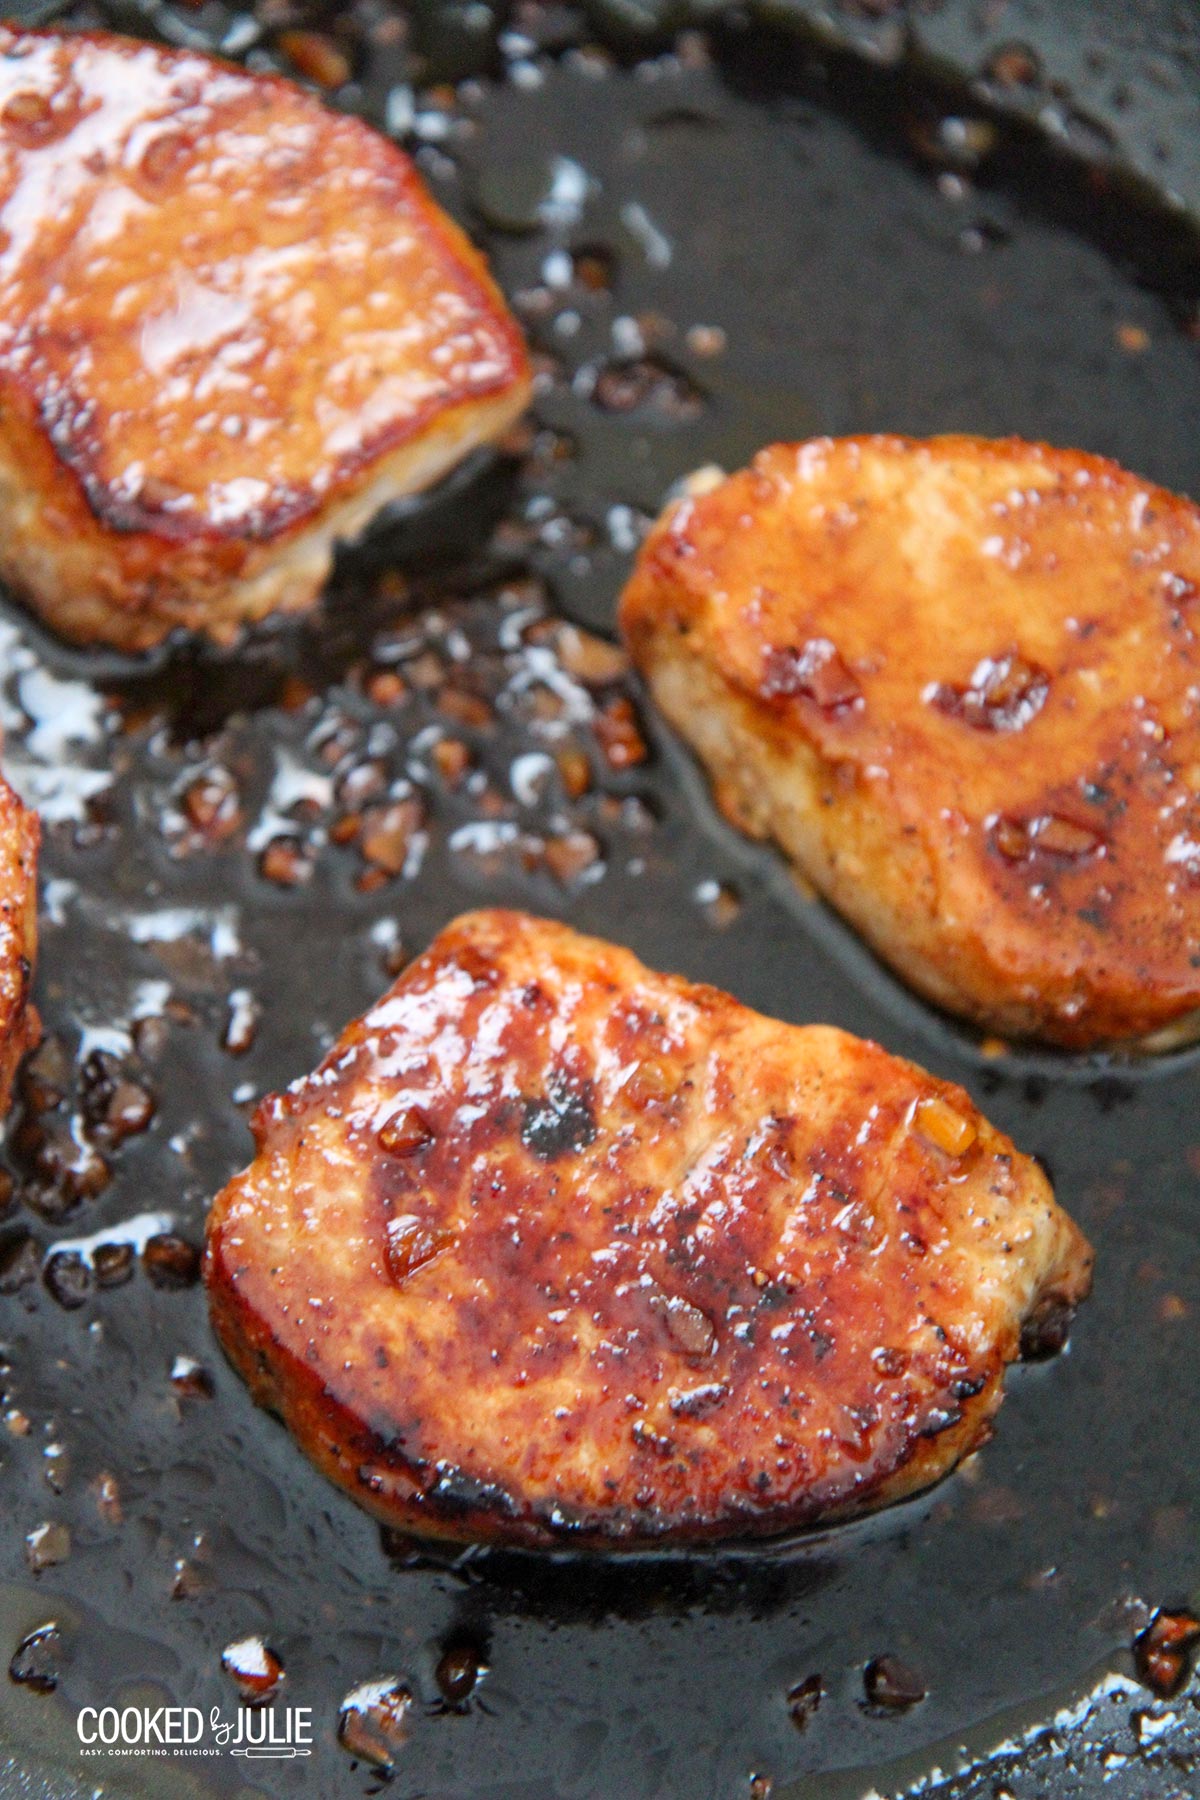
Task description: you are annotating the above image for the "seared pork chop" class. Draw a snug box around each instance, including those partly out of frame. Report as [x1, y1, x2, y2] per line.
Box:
[621, 436, 1200, 1049]
[0, 775, 38, 1114]
[205, 909, 1092, 1547]
[0, 27, 530, 651]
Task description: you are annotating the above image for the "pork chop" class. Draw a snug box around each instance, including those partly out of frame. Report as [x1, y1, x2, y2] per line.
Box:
[205, 909, 1092, 1547]
[620, 436, 1200, 1048]
[0, 27, 530, 651]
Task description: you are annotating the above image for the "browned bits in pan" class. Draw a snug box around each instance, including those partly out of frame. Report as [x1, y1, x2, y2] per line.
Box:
[93, 1241, 133, 1288]
[863, 1654, 926, 1712]
[91, 1472, 121, 1526]
[543, 829, 602, 885]
[361, 798, 424, 876]
[42, 1252, 91, 1311]
[592, 357, 704, 421]
[435, 1641, 487, 1708]
[143, 1234, 201, 1290]
[594, 696, 647, 769]
[786, 1674, 823, 1732]
[25, 1521, 71, 1572]
[0, 1232, 39, 1295]
[277, 30, 351, 90]
[170, 1355, 215, 1401]
[259, 837, 315, 887]
[180, 767, 241, 843]
[1133, 1610, 1200, 1699]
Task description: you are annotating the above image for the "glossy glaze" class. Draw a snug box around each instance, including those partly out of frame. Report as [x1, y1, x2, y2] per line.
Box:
[205, 910, 1091, 1547]
[0, 27, 530, 646]
[621, 436, 1200, 1048]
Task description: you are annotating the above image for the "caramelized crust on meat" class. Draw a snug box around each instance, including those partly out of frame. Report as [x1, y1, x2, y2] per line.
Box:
[0, 776, 38, 1113]
[0, 27, 530, 651]
[620, 436, 1200, 1049]
[205, 910, 1092, 1548]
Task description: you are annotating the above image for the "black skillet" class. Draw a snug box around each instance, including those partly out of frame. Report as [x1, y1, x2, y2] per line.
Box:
[1, 2, 1199, 1796]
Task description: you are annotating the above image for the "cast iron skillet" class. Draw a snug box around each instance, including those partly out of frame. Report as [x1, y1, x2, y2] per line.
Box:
[0, 2, 1199, 1797]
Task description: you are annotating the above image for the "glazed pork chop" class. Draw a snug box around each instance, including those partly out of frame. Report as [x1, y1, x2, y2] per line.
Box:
[0, 27, 530, 652]
[0, 776, 38, 1114]
[205, 909, 1092, 1548]
[621, 436, 1200, 1049]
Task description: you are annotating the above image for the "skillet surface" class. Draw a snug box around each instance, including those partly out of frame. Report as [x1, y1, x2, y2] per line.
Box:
[1, 4, 1199, 1797]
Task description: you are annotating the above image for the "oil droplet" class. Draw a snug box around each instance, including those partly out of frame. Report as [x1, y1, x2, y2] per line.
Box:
[9, 1623, 62, 1693]
[171, 1557, 207, 1601]
[223, 989, 260, 1056]
[337, 1676, 412, 1770]
[694, 878, 741, 928]
[170, 1355, 214, 1400]
[222, 1636, 285, 1704]
[42, 1442, 69, 1493]
[435, 1640, 486, 1706]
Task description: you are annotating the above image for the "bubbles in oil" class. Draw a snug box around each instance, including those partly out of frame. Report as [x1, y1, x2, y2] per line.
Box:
[336, 1675, 412, 1770]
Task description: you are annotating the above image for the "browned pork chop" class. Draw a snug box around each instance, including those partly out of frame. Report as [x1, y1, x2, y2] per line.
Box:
[0, 27, 530, 651]
[205, 909, 1092, 1547]
[620, 436, 1200, 1049]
